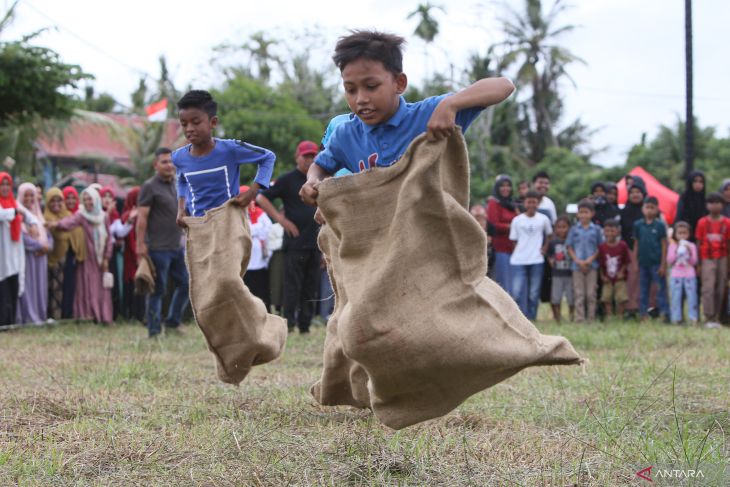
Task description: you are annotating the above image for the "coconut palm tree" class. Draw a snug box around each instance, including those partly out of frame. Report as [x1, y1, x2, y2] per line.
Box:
[498, 0, 583, 162]
[407, 3, 445, 80]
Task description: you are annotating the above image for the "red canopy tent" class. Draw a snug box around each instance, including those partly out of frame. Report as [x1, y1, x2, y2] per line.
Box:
[616, 166, 679, 225]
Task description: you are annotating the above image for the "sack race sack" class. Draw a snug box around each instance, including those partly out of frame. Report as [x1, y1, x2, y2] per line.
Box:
[133, 254, 156, 295]
[312, 130, 584, 429]
[184, 202, 288, 385]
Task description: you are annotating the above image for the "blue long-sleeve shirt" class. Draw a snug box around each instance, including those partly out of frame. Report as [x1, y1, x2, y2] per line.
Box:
[172, 138, 275, 217]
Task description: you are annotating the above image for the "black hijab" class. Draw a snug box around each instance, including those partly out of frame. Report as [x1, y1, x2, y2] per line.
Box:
[677, 170, 708, 232]
[620, 182, 647, 247]
[492, 175, 515, 211]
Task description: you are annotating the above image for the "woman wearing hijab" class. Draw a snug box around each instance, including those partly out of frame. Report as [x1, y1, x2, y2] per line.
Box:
[99, 186, 124, 319]
[1, 173, 40, 325]
[113, 187, 144, 322]
[719, 179, 730, 218]
[49, 187, 113, 324]
[47, 188, 87, 319]
[16, 183, 53, 324]
[676, 170, 708, 238]
[620, 181, 647, 317]
[486, 175, 518, 295]
[63, 186, 80, 214]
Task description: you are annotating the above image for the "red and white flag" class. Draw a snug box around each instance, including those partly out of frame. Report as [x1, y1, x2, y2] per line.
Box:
[145, 99, 168, 122]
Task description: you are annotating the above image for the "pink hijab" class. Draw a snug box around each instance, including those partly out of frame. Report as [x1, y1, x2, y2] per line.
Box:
[18, 182, 49, 247]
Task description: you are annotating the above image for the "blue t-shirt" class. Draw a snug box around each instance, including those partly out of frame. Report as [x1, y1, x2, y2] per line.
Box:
[566, 221, 604, 271]
[172, 138, 275, 217]
[315, 94, 483, 174]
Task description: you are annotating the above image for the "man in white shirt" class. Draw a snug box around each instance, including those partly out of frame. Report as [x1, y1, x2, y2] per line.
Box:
[533, 171, 557, 224]
[509, 190, 553, 320]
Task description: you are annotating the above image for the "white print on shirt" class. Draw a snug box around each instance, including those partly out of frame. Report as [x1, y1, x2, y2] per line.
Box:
[358, 153, 378, 172]
[183, 165, 230, 217]
[606, 255, 619, 279]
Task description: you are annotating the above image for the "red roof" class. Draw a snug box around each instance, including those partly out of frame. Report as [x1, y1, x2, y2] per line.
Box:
[36, 113, 183, 170]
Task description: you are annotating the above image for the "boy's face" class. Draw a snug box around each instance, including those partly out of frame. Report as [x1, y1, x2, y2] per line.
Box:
[607, 189, 617, 204]
[707, 200, 723, 215]
[179, 108, 217, 145]
[642, 202, 658, 219]
[577, 207, 594, 223]
[592, 187, 605, 199]
[342, 58, 407, 126]
[518, 182, 528, 197]
[604, 225, 619, 241]
[524, 197, 538, 213]
[555, 220, 569, 238]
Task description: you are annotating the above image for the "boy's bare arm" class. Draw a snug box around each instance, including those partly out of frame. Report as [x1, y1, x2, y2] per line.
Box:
[659, 238, 667, 276]
[300, 163, 331, 206]
[427, 77, 515, 141]
[176, 197, 187, 229]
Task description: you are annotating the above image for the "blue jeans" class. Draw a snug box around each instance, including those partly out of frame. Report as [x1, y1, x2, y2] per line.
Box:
[669, 276, 698, 323]
[146, 249, 189, 336]
[511, 263, 544, 320]
[493, 252, 513, 295]
[639, 265, 669, 317]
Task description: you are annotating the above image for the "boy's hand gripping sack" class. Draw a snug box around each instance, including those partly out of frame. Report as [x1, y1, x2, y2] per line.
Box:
[312, 130, 584, 429]
[184, 202, 287, 384]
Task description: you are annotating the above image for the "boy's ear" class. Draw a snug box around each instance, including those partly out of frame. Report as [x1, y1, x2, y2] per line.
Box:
[210, 115, 219, 128]
[395, 73, 407, 94]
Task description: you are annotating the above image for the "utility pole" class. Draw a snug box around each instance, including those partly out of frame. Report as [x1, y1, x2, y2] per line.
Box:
[684, 0, 694, 178]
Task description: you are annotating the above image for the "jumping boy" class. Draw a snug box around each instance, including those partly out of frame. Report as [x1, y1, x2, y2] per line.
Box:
[299, 30, 514, 202]
[598, 220, 631, 318]
[633, 196, 669, 321]
[172, 90, 276, 225]
[566, 199, 604, 322]
[695, 192, 730, 328]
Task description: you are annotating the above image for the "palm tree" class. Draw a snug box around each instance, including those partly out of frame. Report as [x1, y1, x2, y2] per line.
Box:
[498, 0, 583, 162]
[243, 32, 283, 83]
[407, 3, 445, 80]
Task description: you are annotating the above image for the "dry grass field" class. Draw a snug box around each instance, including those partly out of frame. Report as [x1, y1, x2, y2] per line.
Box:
[1, 317, 728, 486]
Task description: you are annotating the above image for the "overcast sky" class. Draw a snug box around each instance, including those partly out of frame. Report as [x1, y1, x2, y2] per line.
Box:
[3, 0, 729, 167]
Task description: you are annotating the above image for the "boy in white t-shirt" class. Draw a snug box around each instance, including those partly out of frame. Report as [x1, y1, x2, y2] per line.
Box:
[509, 190, 553, 319]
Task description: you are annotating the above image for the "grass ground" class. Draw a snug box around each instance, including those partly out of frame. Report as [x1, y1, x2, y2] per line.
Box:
[1, 315, 728, 486]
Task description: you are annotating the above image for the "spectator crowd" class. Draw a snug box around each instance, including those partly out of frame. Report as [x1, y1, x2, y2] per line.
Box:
[2, 162, 729, 331]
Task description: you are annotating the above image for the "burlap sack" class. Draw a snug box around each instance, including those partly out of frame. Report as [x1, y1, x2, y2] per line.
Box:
[134, 254, 156, 295]
[312, 130, 584, 429]
[184, 202, 288, 385]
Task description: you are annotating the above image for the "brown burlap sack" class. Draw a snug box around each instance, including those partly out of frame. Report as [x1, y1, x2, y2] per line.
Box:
[312, 130, 584, 429]
[184, 202, 288, 385]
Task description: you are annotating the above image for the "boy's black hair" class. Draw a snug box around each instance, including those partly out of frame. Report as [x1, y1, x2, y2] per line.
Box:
[154, 147, 172, 157]
[604, 219, 620, 229]
[577, 199, 595, 212]
[524, 190, 540, 200]
[333, 30, 406, 75]
[532, 171, 550, 182]
[674, 220, 691, 232]
[706, 192, 724, 204]
[555, 214, 571, 226]
[644, 196, 659, 206]
[590, 181, 606, 193]
[176, 90, 217, 118]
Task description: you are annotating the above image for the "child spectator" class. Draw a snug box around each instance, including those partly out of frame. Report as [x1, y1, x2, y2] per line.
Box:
[620, 181, 646, 317]
[695, 192, 730, 328]
[598, 220, 631, 319]
[241, 185, 273, 311]
[592, 182, 620, 227]
[172, 90, 276, 224]
[509, 190, 552, 319]
[547, 215, 574, 322]
[566, 199, 603, 322]
[633, 196, 669, 321]
[666, 221, 699, 325]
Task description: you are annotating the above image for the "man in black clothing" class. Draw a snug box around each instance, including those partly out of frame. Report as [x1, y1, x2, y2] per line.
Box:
[257, 141, 321, 333]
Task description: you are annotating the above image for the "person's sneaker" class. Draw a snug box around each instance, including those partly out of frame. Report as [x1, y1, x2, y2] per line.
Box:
[704, 321, 722, 329]
[165, 326, 184, 336]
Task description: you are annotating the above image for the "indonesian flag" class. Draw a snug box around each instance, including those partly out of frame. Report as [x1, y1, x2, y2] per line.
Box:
[145, 99, 168, 122]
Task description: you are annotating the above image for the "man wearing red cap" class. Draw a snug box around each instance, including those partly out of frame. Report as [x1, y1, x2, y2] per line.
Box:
[256, 141, 321, 333]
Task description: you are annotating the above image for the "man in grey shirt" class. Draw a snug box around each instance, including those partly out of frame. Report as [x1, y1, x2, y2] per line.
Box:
[136, 148, 189, 337]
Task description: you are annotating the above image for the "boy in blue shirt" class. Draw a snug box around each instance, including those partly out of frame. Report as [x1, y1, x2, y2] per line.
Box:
[633, 196, 669, 320]
[172, 90, 276, 225]
[300, 30, 514, 203]
[566, 199, 604, 322]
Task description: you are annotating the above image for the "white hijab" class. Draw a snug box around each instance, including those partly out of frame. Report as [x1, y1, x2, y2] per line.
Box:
[80, 188, 108, 266]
